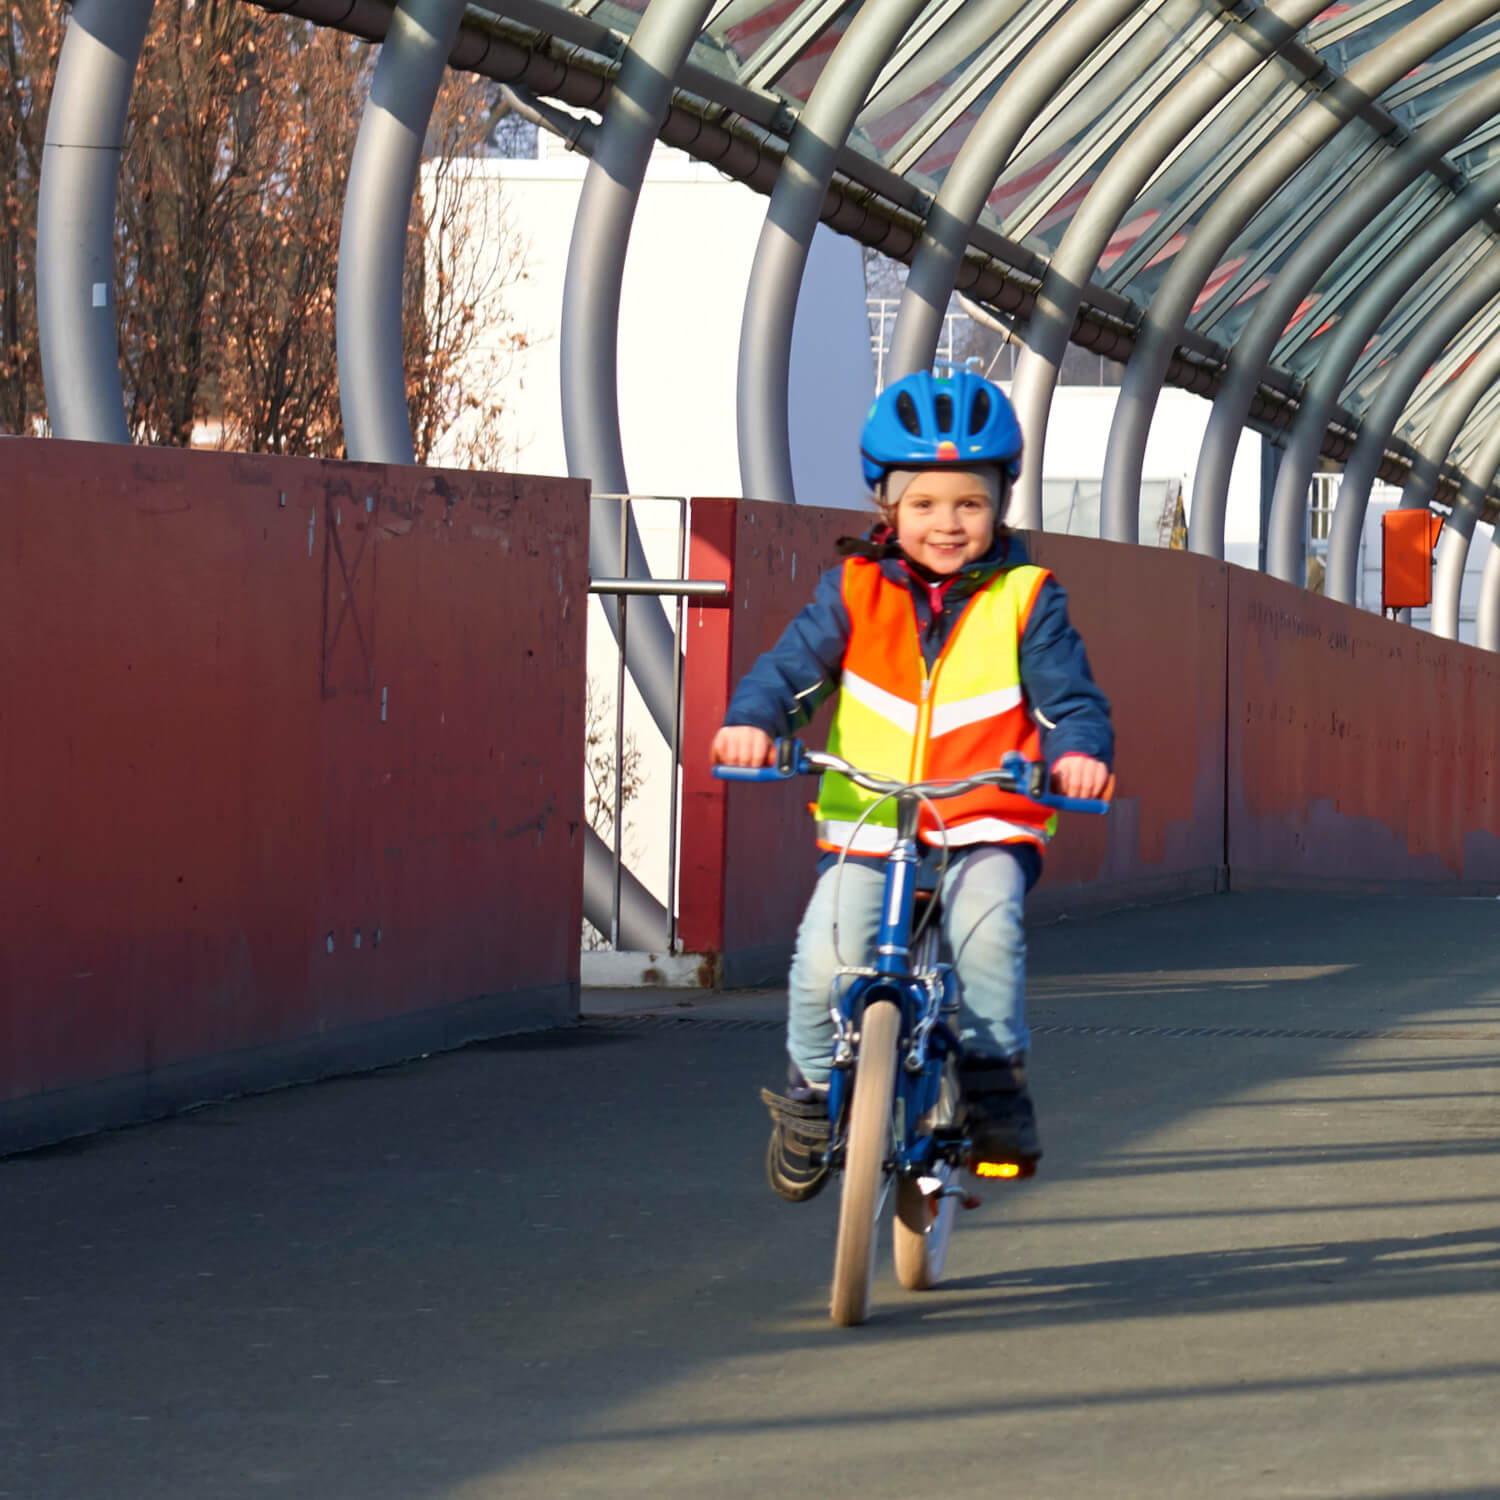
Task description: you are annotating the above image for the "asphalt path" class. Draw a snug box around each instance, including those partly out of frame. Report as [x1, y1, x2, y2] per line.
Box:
[5, 891, 1500, 1499]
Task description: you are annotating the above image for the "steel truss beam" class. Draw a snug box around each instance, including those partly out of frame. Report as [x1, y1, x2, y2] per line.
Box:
[36, 0, 155, 443]
[737, 0, 927, 504]
[1102, 0, 1500, 544]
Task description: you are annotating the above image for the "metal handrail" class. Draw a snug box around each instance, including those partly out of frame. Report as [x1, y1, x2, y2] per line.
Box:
[588, 578, 728, 597]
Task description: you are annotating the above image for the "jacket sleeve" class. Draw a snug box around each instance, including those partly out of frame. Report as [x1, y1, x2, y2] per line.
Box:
[723, 563, 849, 736]
[1019, 575, 1115, 768]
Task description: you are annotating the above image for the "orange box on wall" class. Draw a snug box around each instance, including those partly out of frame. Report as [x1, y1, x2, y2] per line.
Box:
[1382, 508, 1444, 609]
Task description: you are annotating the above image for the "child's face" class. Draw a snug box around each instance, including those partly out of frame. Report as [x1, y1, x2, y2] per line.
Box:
[891, 469, 997, 575]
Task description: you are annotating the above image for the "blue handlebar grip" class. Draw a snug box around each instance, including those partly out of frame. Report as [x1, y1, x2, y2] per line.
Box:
[713, 765, 791, 781]
[1041, 793, 1112, 815]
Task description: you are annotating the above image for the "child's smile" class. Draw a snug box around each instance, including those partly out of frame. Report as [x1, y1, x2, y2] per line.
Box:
[893, 469, 997, 575]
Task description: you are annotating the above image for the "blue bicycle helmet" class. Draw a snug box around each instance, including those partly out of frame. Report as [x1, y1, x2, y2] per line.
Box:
[860, 368, 1023, 488]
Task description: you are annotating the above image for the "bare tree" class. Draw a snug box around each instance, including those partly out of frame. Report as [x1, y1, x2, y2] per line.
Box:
[0, 0, 65, 435]
[406, 74, 528, 469]
[2, 4, 525, 464]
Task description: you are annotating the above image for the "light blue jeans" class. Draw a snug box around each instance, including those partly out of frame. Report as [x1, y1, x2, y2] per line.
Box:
[785, 844, 1030, 1087]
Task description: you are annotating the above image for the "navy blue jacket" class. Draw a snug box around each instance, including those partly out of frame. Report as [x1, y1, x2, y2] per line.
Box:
[723, 526, 1114, 886]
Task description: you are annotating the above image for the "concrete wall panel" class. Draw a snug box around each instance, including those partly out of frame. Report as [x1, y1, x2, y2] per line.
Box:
[1, 441, 587, 1149]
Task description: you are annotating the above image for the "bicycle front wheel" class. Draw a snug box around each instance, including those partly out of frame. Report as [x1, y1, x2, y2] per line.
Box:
[893, 1060, 960, 1291]
[829, 998, 900, 1328]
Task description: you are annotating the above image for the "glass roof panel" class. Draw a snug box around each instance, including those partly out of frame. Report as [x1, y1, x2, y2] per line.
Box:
[1448, 381, 1500, 465]
[857, 0, 1063, 188]
[1198, 177, 1447, 355]
[994, 0, 1221, 257]
[1380, 299, 1500, 438]
[1280, 225, 1493, 389]
[457, 0, 1500, 474]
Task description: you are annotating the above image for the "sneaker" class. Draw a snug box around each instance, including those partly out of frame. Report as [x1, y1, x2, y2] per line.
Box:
[759, 1068, 832, 1203]
[958, 1055, 1042, 1175]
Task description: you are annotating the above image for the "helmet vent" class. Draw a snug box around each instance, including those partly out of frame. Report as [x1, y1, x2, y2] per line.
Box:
[895, 390, 922, 435]
[934, 393, 954, 432]
[969, 387, 991, 433]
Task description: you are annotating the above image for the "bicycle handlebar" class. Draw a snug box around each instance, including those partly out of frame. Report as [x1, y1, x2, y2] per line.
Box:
[713, 741, 1111, 815]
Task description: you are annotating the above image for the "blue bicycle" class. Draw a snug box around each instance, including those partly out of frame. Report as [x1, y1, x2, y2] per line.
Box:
[716, 739, 1110, 1326]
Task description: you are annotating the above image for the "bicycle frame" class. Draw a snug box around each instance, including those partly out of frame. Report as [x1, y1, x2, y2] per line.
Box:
[715, 738, 1111, 1187]
[824, 789, 963, 1184]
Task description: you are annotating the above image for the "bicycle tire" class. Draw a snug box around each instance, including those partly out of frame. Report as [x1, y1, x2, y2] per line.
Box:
[829, 998, 900, 1328]
[893, 1060, 960, 1290]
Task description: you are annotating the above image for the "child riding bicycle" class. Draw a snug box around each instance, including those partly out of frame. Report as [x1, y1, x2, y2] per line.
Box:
[710, 368, 1114, 1202]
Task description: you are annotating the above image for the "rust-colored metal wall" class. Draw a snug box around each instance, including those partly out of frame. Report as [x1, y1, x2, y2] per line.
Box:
[1, 440, 587, 1151]
[680, 499, 852, 984]
[1228, 568, 1500, 889]
[1026, 533, 1228, 915]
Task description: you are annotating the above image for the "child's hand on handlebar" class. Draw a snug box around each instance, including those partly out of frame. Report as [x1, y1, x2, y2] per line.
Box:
[1050, 754, 1111, 801]
[711, 725, 775, 768]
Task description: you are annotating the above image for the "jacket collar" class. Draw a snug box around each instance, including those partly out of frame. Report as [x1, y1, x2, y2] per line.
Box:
[837, 523, 1026, 599]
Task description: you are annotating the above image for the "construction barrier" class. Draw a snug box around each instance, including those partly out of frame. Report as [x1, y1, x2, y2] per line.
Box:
[1, 440, 588, 1152]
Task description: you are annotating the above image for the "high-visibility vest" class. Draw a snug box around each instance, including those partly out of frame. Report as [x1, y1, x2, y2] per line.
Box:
[813, 558, 1059, 855]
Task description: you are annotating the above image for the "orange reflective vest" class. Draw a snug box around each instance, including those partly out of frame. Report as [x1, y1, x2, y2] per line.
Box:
[813, 558, 1059, 855]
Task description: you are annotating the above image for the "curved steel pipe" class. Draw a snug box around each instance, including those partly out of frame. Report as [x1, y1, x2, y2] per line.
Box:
[1397, 337, 1500, 515]
[337, 0, 468, 463]
[1265, 167, 1500, 583]
[884, 0, 1144, 399]
[1193, 68, 1500, 560]
[1007, 0, 1329, 530]
[561, 0, 716, 494]
[1325, 257, 1500, 603]
[1101, 0, 1500, 543]
[36, 0, 155, 442]
[1477, 516, 1500, 650]
[737, 0, 926, 504]
[1432, 416, 1500, 639]
[557, 0, 718, 949]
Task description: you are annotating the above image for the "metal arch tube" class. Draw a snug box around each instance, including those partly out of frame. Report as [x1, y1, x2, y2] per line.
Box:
[737, 0, 927, 504]
[1265, 170, 1500, 583]
[883, 0, 1143, 395]
[557, 0, 709, 748]
[1476, 517, 1500, 650]
[1325, 257, 1500, 603]
[1397, 336, 1500, 514]
[1008, 0, 1327, 532]
[1432, 418, 1500, 639]
[560, 0, 716, 495]
[556, 0, 713, 950]
[1101, 0, 1500, 545]
[337, 0, 468, 464]
[1194, 69, 1500, 561]
[36, 0, 154, 443]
